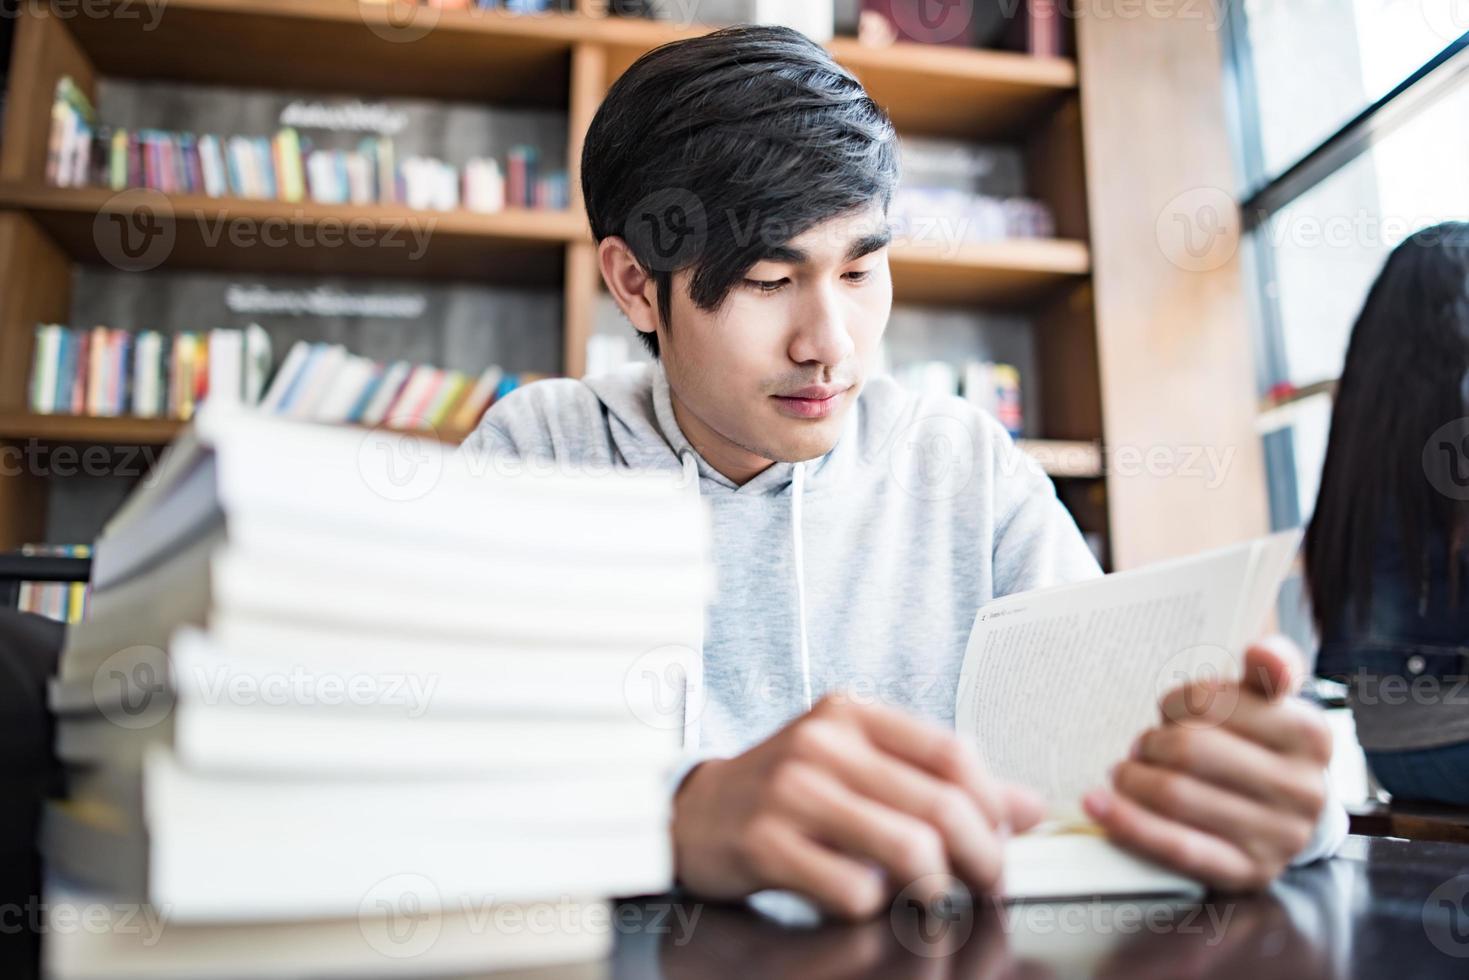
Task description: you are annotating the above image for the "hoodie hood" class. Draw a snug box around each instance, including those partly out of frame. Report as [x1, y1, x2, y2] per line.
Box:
[465, 357, 1103, 770]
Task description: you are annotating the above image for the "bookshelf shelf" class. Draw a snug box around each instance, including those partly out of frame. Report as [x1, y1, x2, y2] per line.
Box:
[72, 1, 1076, 140]
[0, 413, 185, 446]
[0, 184, 584, 284]
[889, 239, 1090, 307]
[1, 183, 1086, 302]
[71, 0, 583, 105]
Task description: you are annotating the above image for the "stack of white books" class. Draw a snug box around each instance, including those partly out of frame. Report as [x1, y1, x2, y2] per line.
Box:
[42, 405, 713, 978]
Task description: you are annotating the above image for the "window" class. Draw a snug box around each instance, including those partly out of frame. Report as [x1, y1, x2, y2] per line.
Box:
[1225, 5, 1469, 529]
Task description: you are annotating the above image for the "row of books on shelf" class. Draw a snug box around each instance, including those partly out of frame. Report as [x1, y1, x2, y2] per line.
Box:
[8, 545, 91, 625]
[30, 324, 272, 420]
[28, 323, 538, 433]
[893, 359, 1024, 437]
[47, 78, 568, 212]
[890, 187, 1055, 243]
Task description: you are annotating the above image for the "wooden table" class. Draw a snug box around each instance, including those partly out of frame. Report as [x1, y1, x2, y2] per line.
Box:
[605, 835, 1469, 979]
[9, 836, 1469, 978]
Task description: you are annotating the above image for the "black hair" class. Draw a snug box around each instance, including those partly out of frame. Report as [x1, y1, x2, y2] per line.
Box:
[580, 24, 901, 357]
[1304, 221, 1469, 633]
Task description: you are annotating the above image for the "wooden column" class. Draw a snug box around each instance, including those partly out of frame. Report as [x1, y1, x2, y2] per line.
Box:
[562, 40, 608, 379]
[1075, 10, 1270, 569]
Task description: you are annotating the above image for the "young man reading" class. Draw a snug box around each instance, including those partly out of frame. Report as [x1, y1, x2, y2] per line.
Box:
[462, 26, 1346, 918]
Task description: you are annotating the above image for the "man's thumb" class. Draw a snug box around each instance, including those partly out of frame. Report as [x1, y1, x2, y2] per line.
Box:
[1243, 635, 1304, 703]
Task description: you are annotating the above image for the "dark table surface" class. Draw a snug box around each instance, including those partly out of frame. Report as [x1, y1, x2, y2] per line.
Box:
[602, 835, 1469, 980]
[7, 835, 1469, 978]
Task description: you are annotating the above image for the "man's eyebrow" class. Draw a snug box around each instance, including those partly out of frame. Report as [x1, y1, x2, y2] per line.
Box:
[845, 230, 892, 262]
[755, 230, 893, 266]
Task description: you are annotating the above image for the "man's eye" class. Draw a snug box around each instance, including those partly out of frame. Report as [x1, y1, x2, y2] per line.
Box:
[745, 278, 788, 294]
[844, 269, 872, 283]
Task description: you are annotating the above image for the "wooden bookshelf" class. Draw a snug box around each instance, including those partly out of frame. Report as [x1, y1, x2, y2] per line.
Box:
[0, 183, 585, 284]
[889, 239, 1090, 307]
[0, 0, 1110, 557]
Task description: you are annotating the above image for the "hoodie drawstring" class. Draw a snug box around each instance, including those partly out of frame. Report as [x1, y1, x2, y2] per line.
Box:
[791, 461, 813, 712]
[676, 451, 814, 753]
[679, 452, 704, 752]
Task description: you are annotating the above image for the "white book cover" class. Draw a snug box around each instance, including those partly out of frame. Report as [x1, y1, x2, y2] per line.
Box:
[132, 331, 162, 418]
[956, 530, 1303, 899]
[197, 134, 224, 198]
[206, 329, 243, 408]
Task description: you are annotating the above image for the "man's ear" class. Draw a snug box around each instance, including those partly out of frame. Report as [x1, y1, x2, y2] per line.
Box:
[598, 237, 660, 342]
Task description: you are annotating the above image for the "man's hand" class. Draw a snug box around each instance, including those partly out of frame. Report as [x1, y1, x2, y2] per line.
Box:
[671, 694, 1046, 920]
[1083, 636, 1333, 890]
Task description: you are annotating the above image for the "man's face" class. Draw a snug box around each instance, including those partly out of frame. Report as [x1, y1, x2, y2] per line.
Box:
[653, 205, 893, 471]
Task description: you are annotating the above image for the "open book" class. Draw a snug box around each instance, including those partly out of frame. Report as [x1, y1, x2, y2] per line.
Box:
[956, 530, 1303, 899]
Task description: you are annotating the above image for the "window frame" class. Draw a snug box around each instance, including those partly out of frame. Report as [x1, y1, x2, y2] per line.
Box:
[1221, 9, 1469, 530]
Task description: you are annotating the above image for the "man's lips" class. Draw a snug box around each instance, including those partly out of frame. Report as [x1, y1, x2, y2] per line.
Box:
[771, 385, 852, 419]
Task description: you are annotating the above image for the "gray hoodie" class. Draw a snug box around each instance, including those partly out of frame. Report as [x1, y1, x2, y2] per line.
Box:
[461, 361, 1345, 864]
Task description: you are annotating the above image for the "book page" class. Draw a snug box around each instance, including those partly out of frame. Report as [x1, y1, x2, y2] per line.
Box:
[956, 532, 1301, 821]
